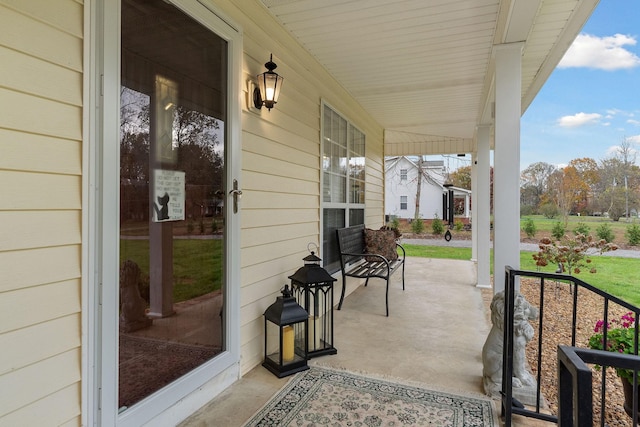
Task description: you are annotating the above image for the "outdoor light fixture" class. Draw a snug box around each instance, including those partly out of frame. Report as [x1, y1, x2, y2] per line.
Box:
[253, 54, 283, 111]
[289, 249, 337, 358]
[263, 285, 309, 377]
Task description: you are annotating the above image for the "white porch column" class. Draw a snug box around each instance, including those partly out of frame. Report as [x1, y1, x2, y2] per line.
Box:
[476, 126, 491, 289]
[464, 194, 470, 218]
[471, 154, 478, 262]
[493, 43, 523, 293]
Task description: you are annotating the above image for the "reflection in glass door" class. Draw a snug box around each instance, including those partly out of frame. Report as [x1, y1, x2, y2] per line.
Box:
[119, 0, 227, 410]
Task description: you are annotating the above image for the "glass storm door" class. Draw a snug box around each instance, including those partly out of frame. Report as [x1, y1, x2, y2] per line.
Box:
[118, 0, 230, 411]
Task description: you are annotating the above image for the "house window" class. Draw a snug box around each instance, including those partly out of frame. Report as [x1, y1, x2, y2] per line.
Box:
[400, 169, 407, 181]
[322, 103, 365, 272]
[400, 196, 407, 210]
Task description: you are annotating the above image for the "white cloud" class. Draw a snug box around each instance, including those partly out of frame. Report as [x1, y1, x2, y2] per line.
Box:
[558, 33, 640, 70]
[607, 140, 640, 158]
[628, 119, 640, 126]
[606, 145, 620, 156]
[557, 112, 602, 127]
[605, 145, 638, 158]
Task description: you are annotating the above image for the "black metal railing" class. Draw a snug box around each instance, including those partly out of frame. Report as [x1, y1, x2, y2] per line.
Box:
[557, 346, 640, 426]
[502, 267, 640, 427]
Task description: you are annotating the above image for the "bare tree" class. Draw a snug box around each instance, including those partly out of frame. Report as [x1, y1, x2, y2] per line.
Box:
[520, 162, 556, 211]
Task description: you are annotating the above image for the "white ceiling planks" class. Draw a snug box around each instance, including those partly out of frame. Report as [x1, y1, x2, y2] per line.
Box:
[260, 0, 599, 156]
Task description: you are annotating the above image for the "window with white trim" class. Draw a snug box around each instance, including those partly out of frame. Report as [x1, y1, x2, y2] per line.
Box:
[400, 196, 407, 210]
[400, 169, 407, 181]
[322, 103, 365, 272]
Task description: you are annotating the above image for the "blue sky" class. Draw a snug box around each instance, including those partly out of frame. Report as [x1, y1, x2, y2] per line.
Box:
[520, 0, 640, 170]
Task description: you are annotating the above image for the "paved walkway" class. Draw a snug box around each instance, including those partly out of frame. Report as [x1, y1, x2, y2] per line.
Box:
[403, 237, 640, 259]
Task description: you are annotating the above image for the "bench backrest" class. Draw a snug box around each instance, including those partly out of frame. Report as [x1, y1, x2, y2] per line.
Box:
[336, 224, 366, 266]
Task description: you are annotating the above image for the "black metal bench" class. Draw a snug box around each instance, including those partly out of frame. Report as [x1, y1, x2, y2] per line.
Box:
[336, 224, 405, 316]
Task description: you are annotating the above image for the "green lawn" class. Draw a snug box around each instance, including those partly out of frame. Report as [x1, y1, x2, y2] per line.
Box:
[403, 244, 640, 307]
[520, 214, 636, 244]
[120, 238, 223, 302]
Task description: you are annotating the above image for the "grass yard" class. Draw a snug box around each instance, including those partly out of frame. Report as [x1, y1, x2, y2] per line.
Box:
[403, 244, 640, 307]
[520, 215, 632, 240]
[120, 238, 223, 302]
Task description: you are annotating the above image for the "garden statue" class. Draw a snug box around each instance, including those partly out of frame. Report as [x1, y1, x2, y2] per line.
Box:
[482, 290, 538, 403]
[119, 259, 152, 332]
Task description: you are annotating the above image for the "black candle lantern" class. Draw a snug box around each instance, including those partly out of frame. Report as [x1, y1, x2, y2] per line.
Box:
[263, 285, 309, 378]
[289, 251, 337, 358]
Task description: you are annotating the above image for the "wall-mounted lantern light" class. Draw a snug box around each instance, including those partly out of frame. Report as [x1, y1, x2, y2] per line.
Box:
[253, 54, 284, 111]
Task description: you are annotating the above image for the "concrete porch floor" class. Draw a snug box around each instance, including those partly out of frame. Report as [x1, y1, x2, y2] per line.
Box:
[180, 257, 545, 427]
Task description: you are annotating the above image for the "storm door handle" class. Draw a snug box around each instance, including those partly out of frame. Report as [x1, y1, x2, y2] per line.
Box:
[229, 179, 242, 214]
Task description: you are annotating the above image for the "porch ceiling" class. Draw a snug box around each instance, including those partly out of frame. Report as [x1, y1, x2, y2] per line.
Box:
[259, 0, 599, 156]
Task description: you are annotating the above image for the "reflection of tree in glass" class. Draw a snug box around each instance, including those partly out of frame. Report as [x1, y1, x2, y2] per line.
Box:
[120, 86, 225, 223]
[173, 107, 224, 220]
[120, 88, 151, 222]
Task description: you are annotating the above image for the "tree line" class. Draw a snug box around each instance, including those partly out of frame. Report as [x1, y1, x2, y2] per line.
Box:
[521, 140, 639, 220]
[443, 140, 638, 221]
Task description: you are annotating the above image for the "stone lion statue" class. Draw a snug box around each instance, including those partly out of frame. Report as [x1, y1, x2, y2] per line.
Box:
[119, 260, 152, 332]
[482, 290, 538, 398]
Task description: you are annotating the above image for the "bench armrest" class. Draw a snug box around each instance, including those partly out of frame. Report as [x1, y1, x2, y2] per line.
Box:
[396, 242, 406, 259]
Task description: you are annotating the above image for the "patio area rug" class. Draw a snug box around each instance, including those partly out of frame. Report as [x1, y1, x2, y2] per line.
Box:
[244, 366, 498, 426]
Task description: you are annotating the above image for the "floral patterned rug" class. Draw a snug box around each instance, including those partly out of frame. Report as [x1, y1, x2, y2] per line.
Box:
[244, 366, 498, 426]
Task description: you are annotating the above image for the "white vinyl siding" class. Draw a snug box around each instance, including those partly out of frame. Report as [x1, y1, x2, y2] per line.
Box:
[0, 0, 387, 421]
[231, 2, 384, 374]
[0, 0, 82, 425]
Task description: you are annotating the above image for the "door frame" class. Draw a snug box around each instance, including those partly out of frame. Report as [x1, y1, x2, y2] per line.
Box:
[83, 1, 243, 425]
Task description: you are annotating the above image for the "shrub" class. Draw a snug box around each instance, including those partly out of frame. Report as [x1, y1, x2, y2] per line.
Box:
[520, 205, 536, 216]
[626, 223, 640, 246]
[431, 216, 444, 235]
[411, 216, 425, 234]
[551, 221, 566, 240]
[573, 222, 590, 237]
[596, 223, 615, 243]
[540, 203, 559, 219]
[390, 217, 401, 230]
[522, 218, 537, 239]
[453, 219, 465, 231]
[533, 234, 617, 275]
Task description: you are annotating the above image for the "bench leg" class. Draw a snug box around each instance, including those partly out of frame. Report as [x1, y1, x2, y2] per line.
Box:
[385, 277, 390, 317]
[337, 272, 347, 310]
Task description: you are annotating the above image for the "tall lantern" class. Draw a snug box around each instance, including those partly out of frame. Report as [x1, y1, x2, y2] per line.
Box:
[263, 285, 309, 378]
[289, 251, 337, 358]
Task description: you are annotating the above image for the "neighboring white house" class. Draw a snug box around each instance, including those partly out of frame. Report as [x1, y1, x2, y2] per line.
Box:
[385, 156, 471, 221]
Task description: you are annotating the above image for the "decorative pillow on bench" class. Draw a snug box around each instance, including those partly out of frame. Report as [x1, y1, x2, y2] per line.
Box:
[363, 228, 398, 262]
